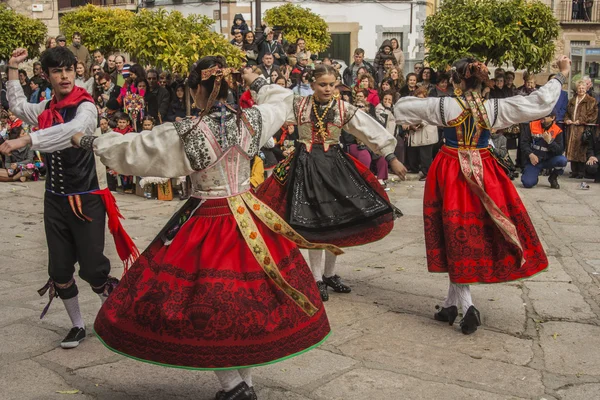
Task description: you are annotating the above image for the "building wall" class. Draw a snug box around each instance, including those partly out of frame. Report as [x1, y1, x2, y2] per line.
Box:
[5, 0, 60, 37]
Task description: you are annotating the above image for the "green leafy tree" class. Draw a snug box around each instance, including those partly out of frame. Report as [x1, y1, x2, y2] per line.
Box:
[59, 4, 132, 54]
[126, 8, 244, 74]
[0, 5, 47, 60]
[264, 4, 331, 53]
[423, 0, 560, 72]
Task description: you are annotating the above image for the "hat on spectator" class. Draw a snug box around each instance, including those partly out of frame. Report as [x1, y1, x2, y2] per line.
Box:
[56, 35, 67, 42]
[122, 64, 131, 78]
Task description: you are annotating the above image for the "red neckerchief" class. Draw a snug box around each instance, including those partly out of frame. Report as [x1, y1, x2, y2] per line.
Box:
[240, 90, 254, 109]
[37, 86, 93, 129]
[113, 126, 134, 135]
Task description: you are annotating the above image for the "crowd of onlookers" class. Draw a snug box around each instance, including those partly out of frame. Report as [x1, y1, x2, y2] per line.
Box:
[1, 24, 599, 190]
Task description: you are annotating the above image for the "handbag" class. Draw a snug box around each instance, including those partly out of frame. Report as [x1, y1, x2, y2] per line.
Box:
[582, 126, 595, 146]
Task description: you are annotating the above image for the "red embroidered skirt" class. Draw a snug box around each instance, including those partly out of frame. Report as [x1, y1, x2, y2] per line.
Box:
[94, 198, 330, 369]
[424, 146, 548, 284]
[255, 144, 398, 248]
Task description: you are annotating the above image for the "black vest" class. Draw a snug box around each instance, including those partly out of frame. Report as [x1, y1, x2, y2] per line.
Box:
[44, 101, 99, 195]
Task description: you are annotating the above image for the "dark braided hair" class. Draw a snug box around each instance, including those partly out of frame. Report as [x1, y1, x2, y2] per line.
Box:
[187, 56, 230, 100]
[309, 64, 337, 82]
[451, 57, 491, 90]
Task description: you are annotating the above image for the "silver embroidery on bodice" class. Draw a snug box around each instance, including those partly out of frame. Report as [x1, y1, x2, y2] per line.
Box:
[174, 108, 262, 198]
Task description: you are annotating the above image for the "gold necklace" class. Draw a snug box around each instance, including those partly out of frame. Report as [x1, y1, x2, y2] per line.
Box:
[312, 97, 335, 141]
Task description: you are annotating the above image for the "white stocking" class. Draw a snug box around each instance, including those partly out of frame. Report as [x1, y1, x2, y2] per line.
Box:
[442, 282, 458, 308]
[453, 283, 474, 314]
[214, 370, 243, 391]
[62, 296, 84, 329]
[98, 293, 108, 305]
[323, 252, 338, 278]
[308, 250, 324, 282]
[239, 367, 253, 387]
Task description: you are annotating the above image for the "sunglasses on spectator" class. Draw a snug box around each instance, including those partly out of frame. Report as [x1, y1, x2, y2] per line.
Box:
[93, 68, 101, 72]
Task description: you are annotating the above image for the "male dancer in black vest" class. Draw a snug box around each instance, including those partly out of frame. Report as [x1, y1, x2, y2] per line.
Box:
[1, 47, 138, 349]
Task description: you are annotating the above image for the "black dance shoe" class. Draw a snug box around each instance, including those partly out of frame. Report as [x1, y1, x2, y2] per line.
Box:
[61, 327, 86, 349]
[460, 306, 482, 335]
[322, 275, 352, 293]
[316, 281, 329, 302]
[215, 382, 255, 400]
[434, 305, 458, 326]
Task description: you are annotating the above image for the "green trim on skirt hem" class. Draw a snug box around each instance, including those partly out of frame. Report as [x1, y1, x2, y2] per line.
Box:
[94, 330, 331, 371]
[429, 264, 549, 285]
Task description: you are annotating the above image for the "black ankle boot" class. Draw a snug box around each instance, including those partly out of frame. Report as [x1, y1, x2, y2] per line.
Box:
[316, 281, 329, 302]
[434, 305, 458, 325]
[322, 275, 351, 293]
[460, 306, 481, 335]
[215, 382, 255, 400]
[548, 172, 560, 189]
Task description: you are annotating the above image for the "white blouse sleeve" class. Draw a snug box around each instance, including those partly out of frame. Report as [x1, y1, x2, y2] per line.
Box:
[251, 79, 294, 148]
[90, 123, 194, 178]
[393, 96, 446, 126]
[6, 80, 47, 127]
[489, 78, 563, 129]
[344, 102, 397, 157]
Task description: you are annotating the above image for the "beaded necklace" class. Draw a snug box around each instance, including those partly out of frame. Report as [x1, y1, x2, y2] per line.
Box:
[312, 97, 335, 141]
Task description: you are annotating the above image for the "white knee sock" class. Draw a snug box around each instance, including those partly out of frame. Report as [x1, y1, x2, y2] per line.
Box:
[442, 283, 458, 308]
[323, 252, 338, 278]
[98, 293, 107, 305]
[308, 250, 324, 282]
[239, 368, 253, 387]
[62, 296, 84, 329]
[214, 370, 244, 391]
[452, 283, 474, 314]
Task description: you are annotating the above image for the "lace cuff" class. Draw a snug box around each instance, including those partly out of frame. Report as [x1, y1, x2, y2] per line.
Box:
[79, 135, 97, 151]
[250, 77, 268, 93]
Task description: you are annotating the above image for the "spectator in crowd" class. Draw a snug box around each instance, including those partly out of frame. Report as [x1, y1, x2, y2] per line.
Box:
[519, 72, 538, 95]
[548, 73, 568, 133]
[18, 69, 32, 100]
[374, 40, 397, 80]
[230, 31, 244, 50]
[259, 27, 287, 66]
[489, 74, 509, 99]
[357, 73, 380, 106]
[585, 128, 600, 182]
[29, 76, 51, 104]
[91, 64, 103, 78]
[390, 38, 405, 72]
[166, 84, 186, 122]
[96, 73, 121, 114]
[129, 64, 146, 82]
[258, 53, 279, 80]
[343, 48, 377, 87]
[145, 69, 170, 124]
[159, 71, 173, 99]
[0, 126, 34, 182]
[55, 35, 67, 47]
[75, 61, 94, 95]
[106, 54, 117, 79]
[377, 58, 396, 83]
[93, 50, 107, 70]
[242, 31, 260, 66]
[292, 70, 313, 96]
[114, 55, 126, 86]
[68, 32, 92, 70]
[293, 52, 311, 75]
[32, 62, 43, 78]
[141, 116, 156, 132]
[417, 67, 436, 92]
[504, 71, 517, 96]
[231, 14, 249, 36]
[428, 72, 451, 97]
[272, 72, 287, 87]
[520, 112, 567, 189]
[405, 86, 437, 180]
[295, 38, 307, 56]
[384, 66, 405, 92]
[379, 78, 398, 102]
[414, 63, 424, 76]
[565, 80, 598, 178]
[45, 37, 57, 49]
[400, 73, 418, 97]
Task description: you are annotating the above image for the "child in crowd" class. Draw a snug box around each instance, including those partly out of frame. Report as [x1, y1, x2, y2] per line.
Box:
[141, 116, 155, 132]
[230, 14, 249, 36]
[1, 126, 34, 182]
[111, 112, 134, 193]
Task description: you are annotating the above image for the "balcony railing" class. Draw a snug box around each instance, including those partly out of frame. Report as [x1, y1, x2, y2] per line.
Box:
[58, 0, 136, 11]
[557, 1, 600, 23]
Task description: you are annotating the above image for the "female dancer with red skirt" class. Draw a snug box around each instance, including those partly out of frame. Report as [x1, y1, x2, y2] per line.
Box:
[256, 64, 407, 301]
[394, 56, 571, 334]
[72, 57, 338, 400]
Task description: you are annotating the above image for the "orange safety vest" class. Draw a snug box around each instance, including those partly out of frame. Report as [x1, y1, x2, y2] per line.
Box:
[530, 120, 562, 139]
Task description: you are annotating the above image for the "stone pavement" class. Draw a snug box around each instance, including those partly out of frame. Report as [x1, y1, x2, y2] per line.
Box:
[1, 177, 600, 400]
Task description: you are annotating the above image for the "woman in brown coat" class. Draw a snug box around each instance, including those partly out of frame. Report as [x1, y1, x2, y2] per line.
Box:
[565, 81, 598, 178]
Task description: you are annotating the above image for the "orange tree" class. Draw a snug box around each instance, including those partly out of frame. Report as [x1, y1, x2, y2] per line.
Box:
[0, 5, 47, 60]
